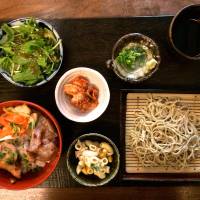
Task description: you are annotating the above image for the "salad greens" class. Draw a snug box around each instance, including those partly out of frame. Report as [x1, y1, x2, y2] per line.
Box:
[0, 18, 61, 86]
[115, 43, 147, 71]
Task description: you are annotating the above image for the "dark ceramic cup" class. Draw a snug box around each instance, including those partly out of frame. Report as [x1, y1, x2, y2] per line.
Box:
[67, 133, 120, 186]
[169, 4, 200, 60]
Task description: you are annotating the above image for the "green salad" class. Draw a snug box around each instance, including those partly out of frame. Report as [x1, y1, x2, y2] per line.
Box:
[0, 18, 61, 86]
[115, 43, 147, 71]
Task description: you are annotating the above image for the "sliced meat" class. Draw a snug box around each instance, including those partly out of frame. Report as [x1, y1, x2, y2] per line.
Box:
[0, 107, 58, 180]
[35, 160, 46, 167]
[0, 160, 21, 178]
[1, 142, 16, 152]
[18, 146, 36, 174]
[36, 142, 57, 162]
[28, 115, 57, 152]
[39, 116, 57, 140]
[28, 116, 57, 164]
[28, 124, 42, 152]
[0, 142, 21, 178]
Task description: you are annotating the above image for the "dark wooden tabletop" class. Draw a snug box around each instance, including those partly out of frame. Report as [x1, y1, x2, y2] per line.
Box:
[1, 1, 200, 200]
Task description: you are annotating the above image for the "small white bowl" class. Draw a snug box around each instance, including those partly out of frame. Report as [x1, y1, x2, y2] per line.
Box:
[55, 67, 110, 122]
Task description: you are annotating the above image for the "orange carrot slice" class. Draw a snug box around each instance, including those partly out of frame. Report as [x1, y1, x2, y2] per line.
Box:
[0, 126, 14, 138]
[3, 112, 28, 126]
[0, 116, 9, 127]
[0, 107, 30, 137]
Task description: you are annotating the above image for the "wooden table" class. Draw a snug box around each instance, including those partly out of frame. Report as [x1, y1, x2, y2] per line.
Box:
[0, 1, 200, 200]
[0, 0, 199, 19]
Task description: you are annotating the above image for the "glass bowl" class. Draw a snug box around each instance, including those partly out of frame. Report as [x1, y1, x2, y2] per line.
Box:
[107, 33, 161, 83]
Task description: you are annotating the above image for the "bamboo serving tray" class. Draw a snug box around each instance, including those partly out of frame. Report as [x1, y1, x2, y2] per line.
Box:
[125, 93, 200, 174]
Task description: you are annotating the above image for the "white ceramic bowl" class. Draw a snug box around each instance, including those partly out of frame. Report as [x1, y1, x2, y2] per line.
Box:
[55, 67, 110, 122]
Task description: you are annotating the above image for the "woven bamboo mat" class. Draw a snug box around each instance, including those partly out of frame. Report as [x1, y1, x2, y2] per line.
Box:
[125, 93, 200, 173]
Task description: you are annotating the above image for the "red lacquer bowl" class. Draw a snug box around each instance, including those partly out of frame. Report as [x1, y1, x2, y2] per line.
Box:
[0, 100, 62, 190]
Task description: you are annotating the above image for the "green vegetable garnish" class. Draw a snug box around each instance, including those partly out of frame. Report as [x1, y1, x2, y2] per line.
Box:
[0, 152, 5, 159]
[116, 44, 147, 71]
[91, 163, 100, 171]
[5, 152, 17, 165]
[0, 24, 14, 45]
[28, 121, 36, 129]
[21, 154, 31, 173]
[10, 122, 20, 135]
[11, 138, 22, 146]
[0, 18, 61, 86]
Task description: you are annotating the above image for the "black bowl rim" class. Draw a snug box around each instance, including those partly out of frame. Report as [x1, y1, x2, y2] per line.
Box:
[110, 32, 161, 83]
[66, 133, 120, 187]
[0, 17, 63, 87]
[169, 4, 200, 60]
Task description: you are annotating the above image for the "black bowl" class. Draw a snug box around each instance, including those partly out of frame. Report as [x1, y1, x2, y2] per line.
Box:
[169, 4, 200, 60]
[66, 133, 120, 186]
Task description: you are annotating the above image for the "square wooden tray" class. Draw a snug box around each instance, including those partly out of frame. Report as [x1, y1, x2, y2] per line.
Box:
[120, 91, 200, 182]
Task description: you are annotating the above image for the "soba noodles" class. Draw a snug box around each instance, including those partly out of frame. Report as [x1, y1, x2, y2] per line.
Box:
[128, 97, 200, 168]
